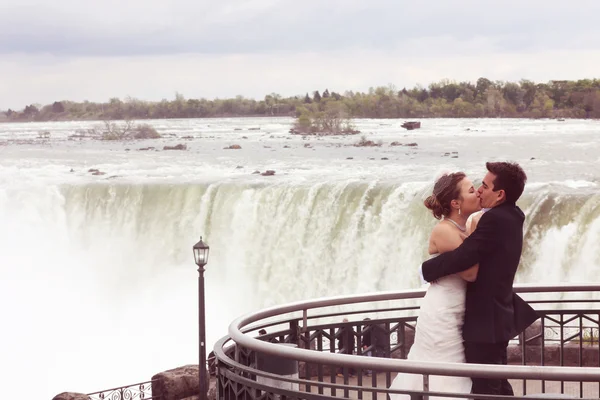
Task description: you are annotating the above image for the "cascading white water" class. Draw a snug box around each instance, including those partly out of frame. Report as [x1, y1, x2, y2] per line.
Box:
[1, 116, 599, 399]
[1, 180, 598, 399]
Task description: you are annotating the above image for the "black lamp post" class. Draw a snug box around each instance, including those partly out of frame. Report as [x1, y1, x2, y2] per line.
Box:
[193, 236, 210, 400]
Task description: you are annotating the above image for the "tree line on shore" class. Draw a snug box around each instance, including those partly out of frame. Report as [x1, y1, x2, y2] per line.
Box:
[1, 78, 600, 123]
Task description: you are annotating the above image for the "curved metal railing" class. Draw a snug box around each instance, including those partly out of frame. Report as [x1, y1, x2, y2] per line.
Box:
[214, 283, 600, 399]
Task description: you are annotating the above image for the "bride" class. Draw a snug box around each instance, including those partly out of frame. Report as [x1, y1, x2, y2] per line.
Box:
[389, 172, 483, 399]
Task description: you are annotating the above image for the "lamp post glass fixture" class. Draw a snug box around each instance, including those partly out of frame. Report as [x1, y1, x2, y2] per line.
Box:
[193, 236, 209, 400]
[193, 236, 209, 267]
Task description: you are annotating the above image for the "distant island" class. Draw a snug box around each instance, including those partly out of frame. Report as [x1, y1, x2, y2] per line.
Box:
[1, 78, 599, 123]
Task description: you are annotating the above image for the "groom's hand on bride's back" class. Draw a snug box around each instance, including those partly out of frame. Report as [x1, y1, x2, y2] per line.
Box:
[421, 211, 501, 282]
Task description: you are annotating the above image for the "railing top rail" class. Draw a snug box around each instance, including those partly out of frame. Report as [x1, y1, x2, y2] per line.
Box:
[226, 283, 600, 381]
[86, 379, 156, 396]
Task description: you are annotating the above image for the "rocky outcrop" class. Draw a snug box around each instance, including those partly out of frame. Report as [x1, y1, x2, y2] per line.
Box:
[401, 121, 421, 130]
[164, 144, 187, 150]
[180, 383, 216, 400]
[151, 364, 209, 400]
[52, 393, 89, 400]
[390, 142, 418, 147]
[354, 139, 380, 147]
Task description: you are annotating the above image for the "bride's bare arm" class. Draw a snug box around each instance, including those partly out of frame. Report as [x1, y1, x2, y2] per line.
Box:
[432, 223, 478, 282]
[467, 211, 484, 235]
[459, 212, 485, 282]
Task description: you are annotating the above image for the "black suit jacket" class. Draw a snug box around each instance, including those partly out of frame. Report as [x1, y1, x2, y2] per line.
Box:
[421, 202, 538, 343]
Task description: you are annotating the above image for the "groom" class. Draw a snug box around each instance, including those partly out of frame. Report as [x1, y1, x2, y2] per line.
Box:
[420, 161, 539, 396]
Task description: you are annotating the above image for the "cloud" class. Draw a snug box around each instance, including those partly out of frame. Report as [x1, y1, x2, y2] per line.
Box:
[1, 0, 600, 56]
[1, 0, 599, 108]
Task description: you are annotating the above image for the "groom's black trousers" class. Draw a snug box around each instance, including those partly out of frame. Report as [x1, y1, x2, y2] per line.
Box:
[464, 341, 514, 396]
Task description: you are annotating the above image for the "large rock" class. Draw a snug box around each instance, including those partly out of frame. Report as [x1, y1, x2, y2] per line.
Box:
[164, 144, 187, 151]
[519, 320, 543, 345]
[52, 393, 89, 400]
[152, 365, 209, 400]
[180, 385, 216, 400]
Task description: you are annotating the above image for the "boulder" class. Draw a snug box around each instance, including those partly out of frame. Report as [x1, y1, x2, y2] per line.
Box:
[519, 320, 543, 345]
[401, 121, 421, 130]
[163, 144, 187, 150]
[181, 380, 216, 400]
[354, 140, 379, 147]
[152, 364, 209, 400]
[52, 393, 89, 400]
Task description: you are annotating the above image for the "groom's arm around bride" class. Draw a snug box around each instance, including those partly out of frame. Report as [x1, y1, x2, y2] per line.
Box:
[421, 162, 539, 396]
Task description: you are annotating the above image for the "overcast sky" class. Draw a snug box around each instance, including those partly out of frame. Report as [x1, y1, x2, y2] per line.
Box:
[1, 0, 600, 109]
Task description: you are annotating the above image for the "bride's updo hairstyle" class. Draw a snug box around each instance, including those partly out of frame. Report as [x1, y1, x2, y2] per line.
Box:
[424, 172, 466, 219]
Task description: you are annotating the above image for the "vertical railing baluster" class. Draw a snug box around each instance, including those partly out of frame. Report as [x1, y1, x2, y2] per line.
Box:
[386, 321, 392, 388]
[521, 331, 527, 396]
[422, 373, 429, 400]
[317, 331, 324, 395]
[541, 316, 546, 393]
[560, 313, 565, 394]
[303, 329, 311, 394]
[330, 327, 336, 397]
[579, 315, 583, 397]
[357, 322, 363, 400]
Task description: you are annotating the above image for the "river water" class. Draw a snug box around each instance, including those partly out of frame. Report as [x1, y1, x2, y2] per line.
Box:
[0, 117, 598, 398]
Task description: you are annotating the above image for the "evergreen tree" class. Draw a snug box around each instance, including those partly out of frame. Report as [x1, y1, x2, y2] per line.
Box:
[313, 90, 322, 102]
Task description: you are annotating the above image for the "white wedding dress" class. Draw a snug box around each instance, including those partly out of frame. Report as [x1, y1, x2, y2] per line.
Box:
[389, 256, 472, 399]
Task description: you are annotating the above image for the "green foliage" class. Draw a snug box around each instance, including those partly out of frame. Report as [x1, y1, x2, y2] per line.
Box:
[92, 120, 162, 141]
[51, 101, 65, 113]
[2, 79, 600, 122]
[132, 123, 161, 139]
[292, 101, 358, 135]
[313, 90, 322, 103]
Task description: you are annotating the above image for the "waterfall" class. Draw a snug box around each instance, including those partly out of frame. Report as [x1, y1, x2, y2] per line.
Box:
[0, 180, 598, 398]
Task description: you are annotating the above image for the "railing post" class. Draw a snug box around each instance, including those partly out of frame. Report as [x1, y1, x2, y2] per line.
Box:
[255, 343, 299, 400]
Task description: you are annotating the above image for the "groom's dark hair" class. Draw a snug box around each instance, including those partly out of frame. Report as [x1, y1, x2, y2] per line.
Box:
[486, 161, 527, 204]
